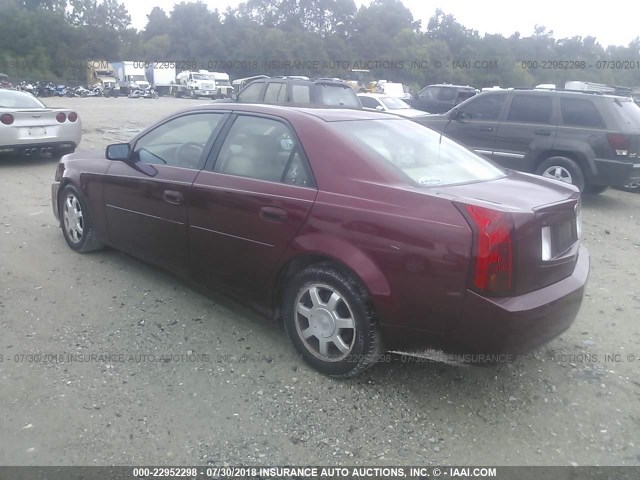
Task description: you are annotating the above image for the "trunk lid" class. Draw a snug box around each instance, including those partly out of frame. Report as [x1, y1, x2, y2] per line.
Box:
[433, 171, 581, 296]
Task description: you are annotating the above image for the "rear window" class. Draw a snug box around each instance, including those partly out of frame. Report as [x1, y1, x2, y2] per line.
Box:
[317, 84, 360, 107]
[332, 119, 504, 187]
[0, 90, 45, 108]
[614, 98, 640, 127]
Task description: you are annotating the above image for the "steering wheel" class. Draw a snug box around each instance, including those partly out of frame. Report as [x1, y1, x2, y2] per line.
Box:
[174, 142, 204, 169]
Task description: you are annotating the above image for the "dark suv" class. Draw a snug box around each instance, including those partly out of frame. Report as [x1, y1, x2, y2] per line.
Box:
[416, 89, 640, 193]
[405, 84, 477, 113]
[224, 77, 362, 109]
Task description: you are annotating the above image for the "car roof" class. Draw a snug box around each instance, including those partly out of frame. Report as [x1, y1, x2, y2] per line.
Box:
[357, 93, 387, 98]
[491, 88, 632, 101]
[426, 84, 475, 89]
[187, 103, 401, 122]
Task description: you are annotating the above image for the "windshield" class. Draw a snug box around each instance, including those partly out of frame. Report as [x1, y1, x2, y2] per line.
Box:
[317, 85, 361, 107]
[0, 90, 45, 108]
[192, 74, 209, 80]
[332, 119, 505, 187]
[131, 75, 146, 82]
[380, 96, 411, 110]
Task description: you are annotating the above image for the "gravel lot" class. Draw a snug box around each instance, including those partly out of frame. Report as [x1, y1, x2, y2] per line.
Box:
[0, 97, 639, 467]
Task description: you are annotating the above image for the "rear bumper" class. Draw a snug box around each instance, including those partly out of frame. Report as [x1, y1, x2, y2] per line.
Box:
[0, 141, 77, 158]
[381, 245, 589, 357]
[591, 158, 640, 187]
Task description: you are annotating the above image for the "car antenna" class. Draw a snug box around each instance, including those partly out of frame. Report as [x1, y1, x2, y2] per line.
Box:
[440, 108, 456, 145]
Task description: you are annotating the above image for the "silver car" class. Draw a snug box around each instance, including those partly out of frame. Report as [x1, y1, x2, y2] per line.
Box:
[0, 90, 81, 158]
[357, 93, 427, 118]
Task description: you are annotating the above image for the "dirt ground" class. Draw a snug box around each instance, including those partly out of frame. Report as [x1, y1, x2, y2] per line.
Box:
[0, 97, 639, 467]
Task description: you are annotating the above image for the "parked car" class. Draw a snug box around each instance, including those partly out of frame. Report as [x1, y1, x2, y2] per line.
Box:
[358, 93, 426, 118]
[415, 88, 640, 193]
[405, 84, 477, 113]
[0, 89, 80, 158]
[220, 77, 362, 109]
[51, 104, 588, 377]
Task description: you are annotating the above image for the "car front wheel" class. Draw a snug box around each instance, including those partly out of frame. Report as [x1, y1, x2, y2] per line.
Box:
[283, 263, 383, 378]
[59, 185, 104, 253]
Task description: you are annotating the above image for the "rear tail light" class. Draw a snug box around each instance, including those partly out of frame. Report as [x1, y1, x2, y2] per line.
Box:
[56, 112, 66, 123]
[457, 203, 514, 296]
[0, 113, 14, 125]
[68, 112, 78, 122]
[607, 133, 630, 156]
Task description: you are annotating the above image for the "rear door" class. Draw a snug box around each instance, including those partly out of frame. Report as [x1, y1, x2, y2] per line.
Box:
[493, 93, 557, 171]
[102, 112, 228, 271]
[189, 113, 317, 291]
[443, 91, 507, 159]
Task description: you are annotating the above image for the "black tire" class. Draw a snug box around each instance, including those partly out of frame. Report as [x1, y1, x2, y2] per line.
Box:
[583, 185, 609, 195]
[535, 156, 586, 191]
[58, 185, 104, 253]
[282, 263, 383, 378]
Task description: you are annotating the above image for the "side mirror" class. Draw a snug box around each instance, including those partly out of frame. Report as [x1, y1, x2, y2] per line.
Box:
[106, 143, 130, 160]
[375, 105, 384, 111]
[230, 92, 238, 101]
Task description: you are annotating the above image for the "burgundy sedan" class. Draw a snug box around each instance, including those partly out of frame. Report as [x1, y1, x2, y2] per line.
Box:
[51, 104, 589, 377]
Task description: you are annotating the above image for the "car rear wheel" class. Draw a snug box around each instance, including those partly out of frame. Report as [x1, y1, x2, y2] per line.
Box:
[283, 263, 382, 378]
[536, 156, 585, 191]
[59, 185, 103, 253]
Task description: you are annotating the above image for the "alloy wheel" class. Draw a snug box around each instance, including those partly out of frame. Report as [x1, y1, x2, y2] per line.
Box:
[294, 284, 356, 361]
[63, 194, 84, 243]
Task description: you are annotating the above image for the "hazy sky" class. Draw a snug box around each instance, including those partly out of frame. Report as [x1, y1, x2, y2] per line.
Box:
[125, 0, 640, 48]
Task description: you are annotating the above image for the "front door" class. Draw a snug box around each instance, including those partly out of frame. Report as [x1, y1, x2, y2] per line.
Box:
[444, 91, 507, 160]
[102, 112, 228, 271]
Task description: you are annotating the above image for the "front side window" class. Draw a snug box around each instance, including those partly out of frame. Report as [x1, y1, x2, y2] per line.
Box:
[131, 113, 225, 169]
[332, 119, 504, 187]
[215, 115, 314, 186]
[460, 93, 506, 121]
[507, 95, 553, 124]
[237, 82, 264, 102]
[264, 83, 287, 104]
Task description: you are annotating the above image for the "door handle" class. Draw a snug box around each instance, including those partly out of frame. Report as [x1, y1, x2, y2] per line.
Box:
[162, 190, 184, 205]
[478, 126, 493, 132]
[260, 206, 287, 223]
[534, 130, 551, 136]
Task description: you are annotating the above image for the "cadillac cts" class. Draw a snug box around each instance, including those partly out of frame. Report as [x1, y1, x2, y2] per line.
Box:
[51, 104, 589, 377]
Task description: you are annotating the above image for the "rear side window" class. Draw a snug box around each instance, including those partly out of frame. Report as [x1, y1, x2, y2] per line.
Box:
[560, 98, 605, 128]
[214, 116, 314, 186]
[264, 83, 286, 104]
[291, 84, 311, 103]
[237, 82, 263, 102]
[456, 90, 476, 102]
[437, 87, 456, 101]
[507, 95, 553, 124]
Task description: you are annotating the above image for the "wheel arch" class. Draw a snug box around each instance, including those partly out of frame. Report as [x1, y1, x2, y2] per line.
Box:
[271, 235, 392, 322]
